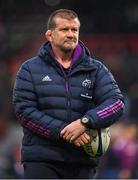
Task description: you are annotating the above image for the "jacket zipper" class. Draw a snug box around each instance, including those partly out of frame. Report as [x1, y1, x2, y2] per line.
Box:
[58, 63, 71, 122]
[65, 77, 71, 122]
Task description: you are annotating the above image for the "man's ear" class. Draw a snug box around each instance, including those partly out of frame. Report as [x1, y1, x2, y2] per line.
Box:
[45, 30, 52, 42]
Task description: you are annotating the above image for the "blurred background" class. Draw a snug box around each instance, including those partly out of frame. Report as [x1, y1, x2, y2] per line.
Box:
[0, 0, 138, 178]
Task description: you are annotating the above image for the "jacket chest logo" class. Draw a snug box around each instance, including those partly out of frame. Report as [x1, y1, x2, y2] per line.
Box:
[42, 75, 52, 82]
[82, 79, 92, 89]
[80, 93, 92, 99]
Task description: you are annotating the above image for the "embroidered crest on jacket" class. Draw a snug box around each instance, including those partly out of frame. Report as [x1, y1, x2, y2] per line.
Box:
[82, 79, 91, 89]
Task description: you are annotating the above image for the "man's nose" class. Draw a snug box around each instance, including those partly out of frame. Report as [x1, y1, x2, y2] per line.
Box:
[67, 30, 74, 37]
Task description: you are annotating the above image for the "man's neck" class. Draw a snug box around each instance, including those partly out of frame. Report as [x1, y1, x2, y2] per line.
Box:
[52, 46, 73, 68]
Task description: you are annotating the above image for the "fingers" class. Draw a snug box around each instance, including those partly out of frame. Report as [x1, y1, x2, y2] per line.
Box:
[60, 128, 66, 137]
[60, 127, 75, 142]
[60, 120, 88, 143]
[73, 132, 90, 147]
[74, 138, 85, 146]
[60, 119, 86, 140]
[82, 132, 90, 142]
[60, 127, 80, 142]
[64, 133, 74, 141]
[60, 126, 91, 147]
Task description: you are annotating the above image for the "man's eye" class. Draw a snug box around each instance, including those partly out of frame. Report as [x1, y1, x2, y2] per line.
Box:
[72, 29, 78, 32]
[62, 28, 68, 31]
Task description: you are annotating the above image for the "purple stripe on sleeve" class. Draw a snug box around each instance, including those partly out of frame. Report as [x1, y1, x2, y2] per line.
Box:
[27, 120, 51, 136]
[99, 103, 122, 116]
[97, 100, 122, 114]
[98, 100, 123, 115]
[18, 115, 51, 137]
[99, 105, 123, 119]
[97, 100, 124, 119]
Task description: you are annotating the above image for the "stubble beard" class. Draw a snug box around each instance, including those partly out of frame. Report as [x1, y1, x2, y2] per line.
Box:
[59, 41, 78, 53]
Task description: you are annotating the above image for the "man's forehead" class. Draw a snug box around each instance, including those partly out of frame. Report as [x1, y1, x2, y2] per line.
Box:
[54, 17, 80, 27]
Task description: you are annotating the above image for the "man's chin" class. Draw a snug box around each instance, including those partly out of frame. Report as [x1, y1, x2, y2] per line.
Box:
[63, 44, 77, 51]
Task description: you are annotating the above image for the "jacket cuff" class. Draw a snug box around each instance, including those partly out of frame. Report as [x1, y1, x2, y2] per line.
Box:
[83, 114, 95, 129]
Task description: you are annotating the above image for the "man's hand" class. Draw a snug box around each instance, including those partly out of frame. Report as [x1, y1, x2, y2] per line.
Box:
[60, 119, 87, 142]
[73, 131, 90, 146]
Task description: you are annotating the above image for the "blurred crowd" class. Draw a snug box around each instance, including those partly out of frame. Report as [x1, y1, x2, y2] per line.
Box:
[0, 0, 138, 179]
[97, 122, 138, 179]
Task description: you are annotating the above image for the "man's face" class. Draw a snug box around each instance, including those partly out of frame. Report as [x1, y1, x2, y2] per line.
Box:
[48, 17, 80, 52]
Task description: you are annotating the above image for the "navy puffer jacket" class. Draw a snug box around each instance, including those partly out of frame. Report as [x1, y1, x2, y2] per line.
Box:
[13, 41, 124, 165]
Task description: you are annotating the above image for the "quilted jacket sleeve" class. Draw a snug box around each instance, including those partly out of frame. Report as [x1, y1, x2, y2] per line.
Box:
[13, 62, 68, 140]
[85, 62, 125, 129]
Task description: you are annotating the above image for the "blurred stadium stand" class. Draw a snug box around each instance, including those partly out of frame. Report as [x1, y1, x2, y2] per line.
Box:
[0, 0, 138, 178]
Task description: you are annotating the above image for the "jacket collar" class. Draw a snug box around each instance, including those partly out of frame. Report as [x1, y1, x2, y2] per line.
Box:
[38, 41, 97, 74]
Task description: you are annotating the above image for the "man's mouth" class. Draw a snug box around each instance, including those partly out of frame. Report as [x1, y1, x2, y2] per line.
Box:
[64, 40, 76, 44]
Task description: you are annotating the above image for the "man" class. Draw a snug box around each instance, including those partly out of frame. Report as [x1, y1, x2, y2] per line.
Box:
[13, 9, 124, 179]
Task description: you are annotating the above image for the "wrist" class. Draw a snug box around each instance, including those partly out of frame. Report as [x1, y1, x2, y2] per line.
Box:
[80, 116, 90, 128]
